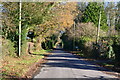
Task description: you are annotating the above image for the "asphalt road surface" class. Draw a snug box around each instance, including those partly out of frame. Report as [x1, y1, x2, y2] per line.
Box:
[34, 50, 119, 79]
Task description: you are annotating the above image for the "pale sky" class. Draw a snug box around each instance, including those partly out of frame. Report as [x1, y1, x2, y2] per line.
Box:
[104, 0, 120, 2]
[0, 0, 120, 2]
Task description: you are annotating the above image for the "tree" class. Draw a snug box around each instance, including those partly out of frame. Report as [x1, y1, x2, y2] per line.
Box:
[82, 2, 108, 31]
[2, 2, 58, 54]
[53, 2, 78, 29]
[105, 2, 118, 36]
[21, 2, 78, 51]
[2, 2, 19, 54]
[78, 2, 87, 12]
[62, 23, 96, 50]
[22, 2, 58, 51]
[2, 2, 79, 54]
[115, 2, 120, 33]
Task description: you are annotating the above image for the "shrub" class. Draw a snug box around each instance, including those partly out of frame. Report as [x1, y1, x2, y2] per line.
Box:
[112, 37, 120, 66]
[95, 37, 120, 61]
[2, 38, 16, 57]
[21, 41, 27, 55]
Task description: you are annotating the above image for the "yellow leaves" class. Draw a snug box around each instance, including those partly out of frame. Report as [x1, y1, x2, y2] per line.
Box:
[53, 2, 78, 29]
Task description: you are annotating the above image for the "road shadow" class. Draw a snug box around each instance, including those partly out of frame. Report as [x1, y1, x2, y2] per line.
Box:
[29, 51, 50, 57]
[42, 50, 113, 72]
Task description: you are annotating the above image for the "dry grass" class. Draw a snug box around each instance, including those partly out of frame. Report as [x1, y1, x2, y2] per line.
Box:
[1, 50, 51, 78]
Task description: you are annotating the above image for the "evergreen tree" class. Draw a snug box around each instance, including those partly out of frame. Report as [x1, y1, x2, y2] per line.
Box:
[82, 2, 108, 31]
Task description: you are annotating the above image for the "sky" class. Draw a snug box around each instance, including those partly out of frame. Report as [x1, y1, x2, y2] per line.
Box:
[105, 0, 120, 2]
[0, 0, 120, 2]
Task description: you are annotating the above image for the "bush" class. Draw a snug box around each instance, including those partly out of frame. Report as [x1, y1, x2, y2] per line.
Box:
[62, 22, 108, 58]
[94, 37, 120, 61]
[21, 40, 27, 55]
[112, 37, 120, 66]
[62, 23, 97, 51]
[91, 43, 100, 59]
[2, 38, 16, 57]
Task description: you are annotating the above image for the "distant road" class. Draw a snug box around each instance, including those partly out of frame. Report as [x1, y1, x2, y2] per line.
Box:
[34, 50, 118, 79]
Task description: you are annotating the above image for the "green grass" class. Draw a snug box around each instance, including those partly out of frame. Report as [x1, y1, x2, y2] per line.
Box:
[98, 62, 114, 67]
[33, 49, 51, 54]
[77, 52, 85, 57]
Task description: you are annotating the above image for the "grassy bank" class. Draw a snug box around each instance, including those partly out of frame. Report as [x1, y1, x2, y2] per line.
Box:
[1, 50, 51, 79]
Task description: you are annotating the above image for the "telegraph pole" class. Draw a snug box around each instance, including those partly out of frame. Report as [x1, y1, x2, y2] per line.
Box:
[107, 11, 111, 37]
[96, 7, 101, 44]
[19, 0, 22, 56]
[73, 22, 75, 50]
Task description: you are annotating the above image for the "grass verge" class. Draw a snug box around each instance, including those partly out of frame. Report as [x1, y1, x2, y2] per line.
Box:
[1, 49, 51, 79]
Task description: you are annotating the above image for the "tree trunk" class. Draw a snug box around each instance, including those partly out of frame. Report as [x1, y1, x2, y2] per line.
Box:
[35, 36, 43, 51]
[26, 42, 34, 55]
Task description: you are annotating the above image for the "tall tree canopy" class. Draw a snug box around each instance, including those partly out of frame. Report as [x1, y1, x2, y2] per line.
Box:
[2, 2, 78, 52]
[116, 2, 120, 33]
[82, 2, 108, 31]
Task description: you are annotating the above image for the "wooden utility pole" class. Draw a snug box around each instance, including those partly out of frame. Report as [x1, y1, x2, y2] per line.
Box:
[96, 7, 101, 44]
[108, 11, 111, 37]
[19, 0, 22, 56]
[73, 22, 75, 50]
